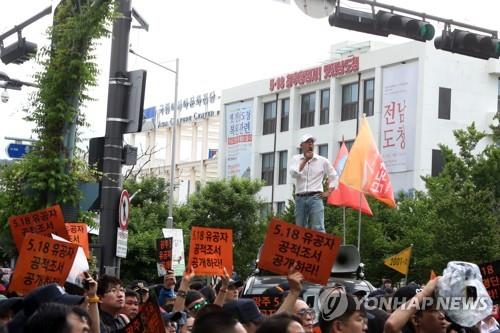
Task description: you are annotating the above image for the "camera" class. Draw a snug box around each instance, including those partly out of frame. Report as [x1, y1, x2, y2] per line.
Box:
[82, 279, 90, 290]
[1, 89, 9, 103]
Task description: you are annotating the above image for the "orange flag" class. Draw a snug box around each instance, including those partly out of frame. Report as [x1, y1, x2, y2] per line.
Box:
[327, 141, 373, 216]
[340, 117, 396, 207]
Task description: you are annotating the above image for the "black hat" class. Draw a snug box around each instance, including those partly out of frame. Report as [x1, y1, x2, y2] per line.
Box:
[215, 279, 244, 293]
[23, 283, 86, 317]
[0, 297, 23, 316]
[392, 285, 423, 309]
[7, 284, 85, 333]
[223, 299, 264, 324]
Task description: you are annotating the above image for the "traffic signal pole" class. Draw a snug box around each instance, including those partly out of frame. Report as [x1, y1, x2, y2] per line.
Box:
[341, 0, 497, 37]
[99, 0, 132, 276]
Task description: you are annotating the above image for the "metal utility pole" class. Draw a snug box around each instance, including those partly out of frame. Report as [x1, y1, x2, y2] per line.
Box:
[167, 58, 179, 229]
[128, 49, 179, 229]
[99, 0, 132, 275]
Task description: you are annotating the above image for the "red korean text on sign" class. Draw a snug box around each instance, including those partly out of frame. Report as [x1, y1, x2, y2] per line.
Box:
[8, 204, 70, 252]
[258, 218, 341, 285]
[65, 223, 90, 258]
[188, 226, 233, 276]
[8, 233, 78, 295]
[479, 260, 500, 304]
[156, 237, 173, 271]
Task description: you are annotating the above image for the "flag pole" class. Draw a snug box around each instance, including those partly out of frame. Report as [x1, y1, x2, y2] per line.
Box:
[342, 206, 346, 245]
[357, 192, 362, 251]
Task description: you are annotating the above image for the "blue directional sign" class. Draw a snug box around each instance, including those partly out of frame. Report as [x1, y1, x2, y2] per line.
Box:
[6, 143, 31, 159]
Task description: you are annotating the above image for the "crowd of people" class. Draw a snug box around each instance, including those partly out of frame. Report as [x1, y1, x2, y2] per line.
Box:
[0, 266, 498, 333]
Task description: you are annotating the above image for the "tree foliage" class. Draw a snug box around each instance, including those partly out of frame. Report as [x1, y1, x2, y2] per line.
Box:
[176, 178, 268, 279]
[119, 176, 170, 284]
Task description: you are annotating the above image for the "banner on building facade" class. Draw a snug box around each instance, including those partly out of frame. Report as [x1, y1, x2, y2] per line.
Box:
[381, 62, 418, 173]
[225, 102, 252, 178]
[141, 91, 220, 131]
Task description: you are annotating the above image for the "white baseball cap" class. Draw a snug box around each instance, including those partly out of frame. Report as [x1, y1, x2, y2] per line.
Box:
[298, 134, 316, 147]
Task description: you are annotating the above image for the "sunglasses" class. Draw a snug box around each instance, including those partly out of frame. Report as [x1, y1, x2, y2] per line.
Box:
[189, 300, 208, 312]
[298, 308, 316, 319]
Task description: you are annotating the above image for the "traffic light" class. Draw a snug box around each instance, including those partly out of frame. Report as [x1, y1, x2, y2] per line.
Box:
[328, 8, 435, 42]
[376, 11, 435, 41]
[434, 29, 500, 60]
[329, 7, 388, 37]
[0, 37, 37, 65]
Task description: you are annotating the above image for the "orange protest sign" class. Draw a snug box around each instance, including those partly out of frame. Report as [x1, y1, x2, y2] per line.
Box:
[8, 205, 70, 252]
[188, 226, 233, 276]
[156, 237, 173, 271]
[65, 223, 90, 258]
[258, 218, 342, 285]
[8, 233, 78, 295]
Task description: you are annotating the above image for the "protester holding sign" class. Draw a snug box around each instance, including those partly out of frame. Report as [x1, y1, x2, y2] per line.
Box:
[288, 134, 339, 232]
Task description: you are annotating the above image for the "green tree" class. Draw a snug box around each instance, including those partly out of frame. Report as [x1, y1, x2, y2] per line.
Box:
[423, 123, 500, 269]
[176, 178, 267, 279]
[119, 176, 170, 284]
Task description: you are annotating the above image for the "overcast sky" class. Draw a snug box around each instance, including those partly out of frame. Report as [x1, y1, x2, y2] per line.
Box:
[0, 0, 498, 159]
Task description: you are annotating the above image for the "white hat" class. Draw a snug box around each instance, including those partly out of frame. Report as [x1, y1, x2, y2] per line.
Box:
[298, 134, 316, 147]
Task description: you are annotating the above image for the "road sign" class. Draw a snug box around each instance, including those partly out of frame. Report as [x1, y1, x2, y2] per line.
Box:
[6, 143, 30, 159]
[118, 190, 130, 230]
[116, 228, 128, 258]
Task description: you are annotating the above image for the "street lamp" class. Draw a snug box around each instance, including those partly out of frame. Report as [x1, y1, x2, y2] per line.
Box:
[129, 48, 179, 229]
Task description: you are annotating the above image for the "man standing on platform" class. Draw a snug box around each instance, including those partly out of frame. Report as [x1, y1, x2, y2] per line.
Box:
[289, 134, 338, 232]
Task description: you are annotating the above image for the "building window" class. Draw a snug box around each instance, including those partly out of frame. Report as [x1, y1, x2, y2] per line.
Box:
[260, 203, 272, 219]
[263, 101, 277, 135]
[438, 87, 451, 120]
[281, 98, 290, 132]
[261, 152, 274, 186]
[340, 140, 355, 151]
[320, 89, 330, 125]
[300, 92, 315, 128]
[278, 151, 288, 185]
[277, 202, 286, 216]
[342, 83, 358, 121]
[364, 79, 374, 117]
[432, 149, 445, 177]
[318, 144, 328, 158]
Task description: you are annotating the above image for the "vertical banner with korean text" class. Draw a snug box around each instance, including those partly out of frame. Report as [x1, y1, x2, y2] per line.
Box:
[381, 62, 418, 173]
[9, 233, 78, 294]
[8, 205, 70, 252]
[162, 228, 186, 276]
[156, 238, 173, 271]
[258, 219, 342, 285]
[225, 102, 252, 178]
[188, 226, 233, 276]
[479, 260, 500, 304]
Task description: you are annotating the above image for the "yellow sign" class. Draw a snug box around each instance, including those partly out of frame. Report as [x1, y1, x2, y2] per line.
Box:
[384, 246, 412, 275]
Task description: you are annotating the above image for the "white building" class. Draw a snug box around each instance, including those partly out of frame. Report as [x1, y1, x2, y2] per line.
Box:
[127, 91, 220, 203]
[218, 41, 500, 214]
